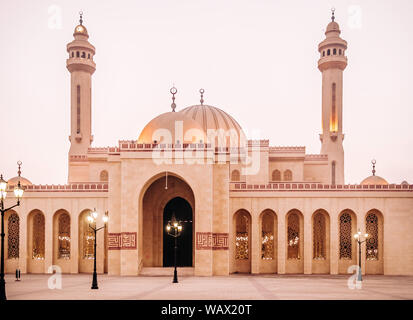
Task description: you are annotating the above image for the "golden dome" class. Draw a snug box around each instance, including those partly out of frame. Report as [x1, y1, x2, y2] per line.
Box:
[179, 105, 245, 145]
[7, 176, 32, 187]
[138, 112, 206, 144]
[360, 175, 388, 186]
[326, 21, 340, 33]
[74, 24, 88, 36]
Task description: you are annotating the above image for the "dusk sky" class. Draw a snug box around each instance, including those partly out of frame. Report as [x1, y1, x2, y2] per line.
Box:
[0, 0, 412, 185]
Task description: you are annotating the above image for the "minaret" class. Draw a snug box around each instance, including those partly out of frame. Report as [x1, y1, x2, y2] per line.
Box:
[66, 12, 96, 156]
[318, 9, 347, 185]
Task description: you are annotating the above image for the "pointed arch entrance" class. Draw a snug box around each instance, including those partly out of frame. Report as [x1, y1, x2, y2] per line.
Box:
[141, 173, 195, 268]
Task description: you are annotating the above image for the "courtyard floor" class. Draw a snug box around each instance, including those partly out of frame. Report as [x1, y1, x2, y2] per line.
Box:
[4, 273, 413, 300]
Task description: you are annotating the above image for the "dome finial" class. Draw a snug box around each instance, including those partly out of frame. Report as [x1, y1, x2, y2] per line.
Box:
[79, 11, 83, 25]
[371, 159, 376, 176]
[170, 86, 177, 112]
[199, 88, 205, 105]
[331, 7, 335, 22]
[17, 160, 22, 177]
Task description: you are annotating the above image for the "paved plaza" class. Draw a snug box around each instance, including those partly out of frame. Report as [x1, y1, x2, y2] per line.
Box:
[4, 273, 413, 300]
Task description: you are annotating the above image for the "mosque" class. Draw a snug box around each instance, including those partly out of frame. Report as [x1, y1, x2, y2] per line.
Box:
[2, 11, 413, 277]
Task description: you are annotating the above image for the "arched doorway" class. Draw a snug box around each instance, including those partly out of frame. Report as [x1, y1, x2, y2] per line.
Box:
[141, 173, 195, 268]
[163, 197, 193, 267]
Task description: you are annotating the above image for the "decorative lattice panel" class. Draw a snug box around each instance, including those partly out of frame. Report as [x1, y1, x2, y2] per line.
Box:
[261, 212, 274, 260]
[83, 228, 95, 259]
[32, 213, 45, 259]
[366, 213, 379, 260]
[235, 213, 249, 260]
[339, 212, 352, 259]
[313, 212, 326, 259]
[287, 213, 300, 259]
[8, 213, 19, 259]
[58, 213, 71, 259]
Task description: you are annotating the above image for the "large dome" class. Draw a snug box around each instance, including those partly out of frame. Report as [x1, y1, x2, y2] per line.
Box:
[138, 111, 205, 144]
[360, 175, 388, 186]
[7, 176, 32, 187]
[179, 105, 245, 147]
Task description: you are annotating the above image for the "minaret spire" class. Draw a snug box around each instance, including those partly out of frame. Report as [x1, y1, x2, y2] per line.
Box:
[331, 7, 335, 22]
[79, 11, 83, 25]
[371, 159, 376, 176]
[199, 88, 205, 105]
[170, 86, 177, 112]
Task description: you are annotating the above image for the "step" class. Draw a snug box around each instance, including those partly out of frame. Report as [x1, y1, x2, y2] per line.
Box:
[140, 267, 195, 276]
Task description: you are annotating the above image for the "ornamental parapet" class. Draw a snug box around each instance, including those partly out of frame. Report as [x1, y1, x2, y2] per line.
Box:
[230, 182, 413, 192]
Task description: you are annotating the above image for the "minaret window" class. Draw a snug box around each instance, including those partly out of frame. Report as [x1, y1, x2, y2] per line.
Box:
[76, 51, 79, 57]
[330, 83, 337, 132]
[332, 161, 336, 185]
[71, 52, 74, 57]
[327, 49, 330, 56]
[88, 53, 90, 59]
[339, 49, 342, 55]
[76, 85, 81, 134]
[322, 51, 325, 57]
[81, 52, 85, 58]
[333, 48, 337, 55]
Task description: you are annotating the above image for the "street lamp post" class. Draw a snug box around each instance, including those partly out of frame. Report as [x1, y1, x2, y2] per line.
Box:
[0, 163, 25, 301]
[354, 229, 369, 283]
[166, 214, 183, 283]
[87, 209, 108, 290]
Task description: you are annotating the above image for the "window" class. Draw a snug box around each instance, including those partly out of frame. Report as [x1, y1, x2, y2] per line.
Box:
[231, 170, 240, 182]
[58, 213, 71, 259]
[366, 213, 379, 260]
[32, 213, 45, 260]
[100, 170, 109, 182]
[332, 161, 336, 185]
[88, 53, 90, 59]
[76, 51, 79, 57]
[272, 170, 281, 181]
[71, 52, 74, 57]
[8, 213, 19, 259]
[235, 212, 249, 260]
[339, 49, 342, 55]
[287, 213, 300, 259]
[261, 212, 274, 260]
[323, 51, 325, 57]
[76, 85, 81, 134]
[327, 49, 330, 56]
[330, 83, 337, 132]
[283, 170, 292, 181]
[83, 215, 95, 259]
[313, 212, 326, 259]
[339, 212, 352, 259]
[333, 48, 337, 55]
[81, 52, 86, 58]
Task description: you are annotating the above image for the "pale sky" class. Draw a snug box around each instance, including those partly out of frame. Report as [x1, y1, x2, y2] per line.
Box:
[0, 0, 412, 185]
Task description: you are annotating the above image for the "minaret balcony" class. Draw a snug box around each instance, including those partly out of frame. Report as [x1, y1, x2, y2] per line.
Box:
[318, 56, 347, 71]
[66, 58, 96, 74]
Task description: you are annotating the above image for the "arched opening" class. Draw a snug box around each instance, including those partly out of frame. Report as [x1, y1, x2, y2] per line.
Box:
[231, 169, 240, 182]
[141, 173, 195, 269]
[232, 209, 251, 273]
[285, 209, 304, 273]
[272, 169, 281, 181]
[163, 197, 193, 267]
[27, 210, 45, 273]
[365, 210, 384, 274]
[78, 209, 94, 273]
[5, 210, 19, 273]
[333, 48, 337, 55]
[53, 210, 71, 273]
[260, 209, 277, 273]
[327, 49, 331, 56]
[283, 170, 292, 181]
[100, 170, 108, 182]
[338, 209, 357, 274]
[312, 209, 330, 274]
